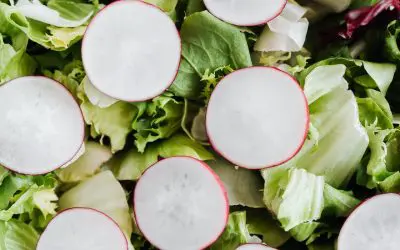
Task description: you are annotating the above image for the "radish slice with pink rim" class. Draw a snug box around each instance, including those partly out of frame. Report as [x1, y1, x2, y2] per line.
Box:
[203, 0, 287, 26]
[36, 207, 127, 250]
[134, 157, 229, 250]
[82, 0, 181, 102]
[236, 243, 277, 250]
[206, 66, 309, 169]
[0, 76, 84, 175]
[338, 193, 400, 250]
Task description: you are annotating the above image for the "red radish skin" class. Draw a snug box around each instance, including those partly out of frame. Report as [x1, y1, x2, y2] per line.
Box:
[206, 66, 309, 170]
[81, 0, 182, 102]
[36, 207, 128, 250]
[204, 0, 287, 27]
[236, 243, 278, 250]
[0, 76, 85, 175]
[133, 157, 229, 250]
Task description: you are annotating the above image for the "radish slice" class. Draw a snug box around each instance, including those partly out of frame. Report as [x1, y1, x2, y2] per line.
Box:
[338, 193, 400, 250]
[134, 157, 229, 250]
[36, 208, 127, 250]
[236, 243, 277, 250]
[0, 76, 84, 175]
[203, 0, 287, 26]
[206, 67, 309, 169]
[82, 1, 181, 102]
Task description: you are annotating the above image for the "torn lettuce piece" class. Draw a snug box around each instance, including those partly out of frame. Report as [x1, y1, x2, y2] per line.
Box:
[298, 58, 396, 95]
[254, 2, 309, 53]
[246, 208, 291, 248]
[82, 77, 117, 108]
[169, 11, 252, 99]
[357, 126, 400, 191]
[289, 64, 369, 188]
[59, 171, 132, 237]
[0, 35, 36, 84]
[133, 93, 183, 153]
[109, 134, 213, 181]
[262, 167, 359, 242]
[0, 0, 96, 50]
[357, 89, 393, 129]
[208, 157, 264, 208]
[0, 219, 39, 250]
[210, 211, 260, 250]
[56, 141, 112, 183]
[78, 82, 138, 152]
[15, 0, 93, 28]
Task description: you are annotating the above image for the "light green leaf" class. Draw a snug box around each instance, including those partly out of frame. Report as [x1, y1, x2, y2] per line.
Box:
[59, 171, 132, 237]
[56, 141, 112, 183]
[4, 220, 39, 250]
[158, 133, 213, 160]
[208, 157, 264, 208]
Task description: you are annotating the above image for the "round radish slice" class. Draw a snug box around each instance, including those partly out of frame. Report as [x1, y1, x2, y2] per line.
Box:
[338, 193, 400, 250]
[134, 157, 229, 250]
[204, 0, 287, 26]
[206, 67, 309, 169]
[37, 208, 127, 250]
[0, 76, 84, 175]
[236, 243, 277, 250]
[82, 1, 181, 102]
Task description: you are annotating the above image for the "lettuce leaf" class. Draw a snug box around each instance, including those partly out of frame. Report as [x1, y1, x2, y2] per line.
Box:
[0, 219, 39, 250]
[210, 211, 259, 250]
[108, 133, 213, 181]
[169, 11, 252, 99]
[133, 93, 183, 153]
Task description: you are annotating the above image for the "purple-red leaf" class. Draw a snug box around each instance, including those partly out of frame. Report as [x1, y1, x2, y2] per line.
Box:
[339, 0, 400, 39]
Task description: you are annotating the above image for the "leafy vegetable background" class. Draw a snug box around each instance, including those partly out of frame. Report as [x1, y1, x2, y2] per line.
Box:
[0, 0, 399, 249]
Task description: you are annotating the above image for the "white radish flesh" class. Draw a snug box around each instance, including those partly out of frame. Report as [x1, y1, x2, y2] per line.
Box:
[204, 0, 287, 26]
[134, 157, 229, 250]
[36, 208, 127, 250]
[338, 193, 400, 250]
[82, 0, 181, 102]
[236, 243, 277, 250]
[0, 76, 84, 175]
[206, 66, 309, 169]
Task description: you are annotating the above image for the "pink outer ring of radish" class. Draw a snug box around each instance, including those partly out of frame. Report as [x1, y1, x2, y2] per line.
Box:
[0, 76, 85, 175]
[81, 0, 182, 102]
[203, 0, 287, 27]
[206, 66, 309, 170]
[36, 207, 128, 250]
[133, 156, 229, 250]
[337, 192, 400, 250]
[236, 243, 278, 250]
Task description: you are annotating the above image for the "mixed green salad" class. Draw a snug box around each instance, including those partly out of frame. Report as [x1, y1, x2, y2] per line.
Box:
[0, 0, 400, 249]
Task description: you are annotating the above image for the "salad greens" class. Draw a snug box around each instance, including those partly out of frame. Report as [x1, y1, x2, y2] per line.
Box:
[0, 0, 400, 249]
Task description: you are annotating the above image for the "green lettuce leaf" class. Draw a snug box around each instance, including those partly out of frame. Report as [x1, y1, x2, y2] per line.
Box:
[290, 64, 369, 188]
[210, 211, 258, 250]
[0, 173, 58, 231]
[133, 94, 183, 153]
[0, 0, 95, 51]
[143, 0, 178, 12]
[208, 157, 264, 208]
[298, 58, 396, 95]
[0, 35, 36, 84]
[169, 11, 252, 99]
[246, 208, 291, 248]
[0, 219, 39, 250]
[78, 81, 139, 152]
[262, 167, 359, 242]
[357, 89, 393, 129]
[59, 171, 132, 237]
[56, 141, 112, 183]
[109, 133, 213, 181]
[384, 20, 400, 64]
[44, 60, 85, 96]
